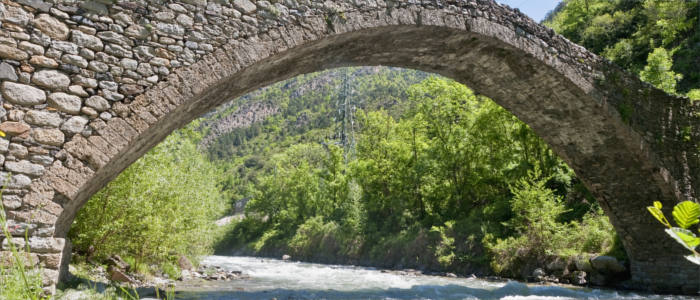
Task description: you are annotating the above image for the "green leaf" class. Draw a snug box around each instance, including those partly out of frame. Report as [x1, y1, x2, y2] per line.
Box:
[672, 201, 700, 229]
[654, 201, 662, 210]
[647, 205, 671, 227]
[666, 228, 700, 251]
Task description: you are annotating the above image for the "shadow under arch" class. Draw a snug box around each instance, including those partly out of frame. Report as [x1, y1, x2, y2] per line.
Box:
[40, 7, 698, 294]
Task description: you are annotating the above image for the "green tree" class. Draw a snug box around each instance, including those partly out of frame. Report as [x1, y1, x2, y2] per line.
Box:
[640, 47, 683, 94]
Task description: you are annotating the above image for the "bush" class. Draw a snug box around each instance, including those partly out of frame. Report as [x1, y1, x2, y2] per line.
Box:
[485, 171, 617, 277]
[69, 125, 224, 275]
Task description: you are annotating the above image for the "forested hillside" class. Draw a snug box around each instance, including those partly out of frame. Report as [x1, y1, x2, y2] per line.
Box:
[545, 0, 700, 96]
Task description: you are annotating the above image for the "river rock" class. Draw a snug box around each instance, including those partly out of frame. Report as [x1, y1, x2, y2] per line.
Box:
[568, 270, 587, 285]
[1, 82, 46, 106]
[32, 14, 69, 40]
[282, 254, 291, 261]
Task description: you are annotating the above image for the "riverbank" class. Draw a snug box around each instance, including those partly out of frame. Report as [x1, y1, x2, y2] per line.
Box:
[166, 256, 697, 300]
[219, 244, 630, 291]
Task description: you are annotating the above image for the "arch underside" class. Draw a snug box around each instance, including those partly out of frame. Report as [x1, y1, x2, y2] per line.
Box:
[1, 0, 697, 294]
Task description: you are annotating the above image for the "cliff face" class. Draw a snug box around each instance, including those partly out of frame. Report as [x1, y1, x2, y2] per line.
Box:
[199, 101, 279, 149]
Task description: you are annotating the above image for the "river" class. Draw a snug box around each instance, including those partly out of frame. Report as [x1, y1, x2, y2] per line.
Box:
[172, 256, 699, 300]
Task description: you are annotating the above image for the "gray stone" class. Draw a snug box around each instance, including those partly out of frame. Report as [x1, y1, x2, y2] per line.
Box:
[98, 81, 118, 91]
[72, 76, 98, 88]
[155, 11, 175, 21]
[17, 0, 52, 13]
[0, 63, 17, 81]
[233, 0, 256, 14]
[85, 96, 110, 111]
[70, 30, 103, 51]
[176, 14, 194, 27]
[124, 25, 150, 40]
[97, 31, 132, 46]
[32, 14, 69, 40]
[99, 112, 112, 120]
[1, 82, 46, 106]
[121, 58, 138, 70]
[30, 154, 53, 166]
[88, 60, 109, 73]
[61, 54, 88, 68]
[79, 1, 108, 14]
[104, 43, 133, 58]
[32, 70, 70, 90]
[18, 41, 44, 55]
[103, 90, 124, 102]
[32, 128, 65, 146]
[3, 237, 65, 253]
[155, 22, 185, 36]
[25, 110, 63, 128]
[60, 116, 88, 135]
[68, 85, 89, 97]
[0, 139, 8, 153]
[2, 174, 32, 189]
[1, 5, 31, 25]
[2, 194, 21, 210]
[8, 143, 28, 159]
[48, 93, 81, 114]
[50, 41, 78, 55]
[4, 160, 45, 177]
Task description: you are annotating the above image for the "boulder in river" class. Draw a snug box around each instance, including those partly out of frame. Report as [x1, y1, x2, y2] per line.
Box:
[590, 256, 626, 274]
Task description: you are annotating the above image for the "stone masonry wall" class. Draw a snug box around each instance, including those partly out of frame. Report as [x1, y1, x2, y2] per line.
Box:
[0, 0, 697, 294]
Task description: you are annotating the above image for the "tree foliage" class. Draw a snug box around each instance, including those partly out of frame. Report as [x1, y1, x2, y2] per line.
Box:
[216, 75, 617, 276]
[70, 123, 224, 273]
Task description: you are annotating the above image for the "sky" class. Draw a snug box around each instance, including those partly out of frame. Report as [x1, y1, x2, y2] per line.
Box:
[496, 0, 562, 22]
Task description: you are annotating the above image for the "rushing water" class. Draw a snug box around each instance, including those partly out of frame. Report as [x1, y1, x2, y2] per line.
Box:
[174, 256, 698, 300]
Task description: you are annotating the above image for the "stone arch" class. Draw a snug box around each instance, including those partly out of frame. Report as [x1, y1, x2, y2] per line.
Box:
[0, 0, 698, 294]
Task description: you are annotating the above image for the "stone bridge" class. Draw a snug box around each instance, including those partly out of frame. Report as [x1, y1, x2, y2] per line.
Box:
[0, 0, 698, 294]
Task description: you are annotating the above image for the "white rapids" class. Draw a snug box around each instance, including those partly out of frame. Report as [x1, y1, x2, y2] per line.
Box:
[173, 256, 699, 300]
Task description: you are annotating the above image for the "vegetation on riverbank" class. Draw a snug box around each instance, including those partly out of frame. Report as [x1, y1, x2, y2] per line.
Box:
[213, 75, 619, 278]
[68, 123, 225, 280]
